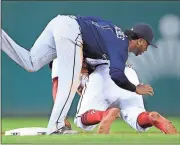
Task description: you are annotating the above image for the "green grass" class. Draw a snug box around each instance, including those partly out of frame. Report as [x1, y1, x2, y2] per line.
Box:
[1, 117, 180, 144]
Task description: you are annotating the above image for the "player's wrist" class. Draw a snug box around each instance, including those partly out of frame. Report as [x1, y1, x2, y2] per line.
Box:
[131, 84, 136, 92]
[119, 81, 136, 92]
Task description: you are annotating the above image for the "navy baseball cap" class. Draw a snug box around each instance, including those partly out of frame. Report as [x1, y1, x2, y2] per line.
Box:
[130, 23, 157, 48]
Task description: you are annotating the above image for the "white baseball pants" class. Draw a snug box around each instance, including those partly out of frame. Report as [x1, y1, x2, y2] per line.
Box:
[1, 15, 83, 134]
[74, 65, 149, 132]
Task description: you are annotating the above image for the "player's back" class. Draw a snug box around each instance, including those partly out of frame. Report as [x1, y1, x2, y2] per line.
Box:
[76, 16, 128, 60]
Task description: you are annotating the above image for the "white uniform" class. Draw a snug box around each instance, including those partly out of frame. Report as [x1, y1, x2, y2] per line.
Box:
[51, 58, 89, 89]
[2, 15, 83, 134]
[74, 63, 149, 132]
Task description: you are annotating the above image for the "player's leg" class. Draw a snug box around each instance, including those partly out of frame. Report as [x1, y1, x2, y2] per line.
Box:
[112, 67, 177, 134]
[52, 76, 71, 129]
[2, 15, 83, 134]
[112, 67, 150, 132]
[77, 101, 120, 133]
[137, 111, 177, 134]
[47, 15, 83, 135]
[124, 67, 178, 134]
[1, 16, 58, 71]
[74, 65, 108, 131]
[81, 65, 121, 134]
[101, 66, 147, 132]
[120, 108, 178, 134]
[51, 59, 71, 129]
[50, 58, 90, 129]
[76, 108, 120, 133]
[75, 64, 120, 133]
[94, 108, 120, 134]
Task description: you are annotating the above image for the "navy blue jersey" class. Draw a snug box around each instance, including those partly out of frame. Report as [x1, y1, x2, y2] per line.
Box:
[76, 16, 136, 92]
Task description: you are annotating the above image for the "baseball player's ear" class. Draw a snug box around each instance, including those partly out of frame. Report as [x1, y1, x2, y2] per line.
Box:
[135, 39, 140, 47]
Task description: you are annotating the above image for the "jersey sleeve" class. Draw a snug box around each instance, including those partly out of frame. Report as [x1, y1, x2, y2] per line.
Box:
[103, 29, 136, 92]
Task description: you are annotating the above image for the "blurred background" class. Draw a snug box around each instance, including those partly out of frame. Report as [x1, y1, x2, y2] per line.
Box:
[2, 1, 180, 118]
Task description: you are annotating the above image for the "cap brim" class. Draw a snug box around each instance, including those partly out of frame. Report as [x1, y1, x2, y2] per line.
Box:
[149, 42, 158, 48]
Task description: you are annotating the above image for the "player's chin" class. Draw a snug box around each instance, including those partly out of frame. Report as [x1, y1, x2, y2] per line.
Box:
[132, 51, 138, 56]
[133, 49, 139, 56]
[135, 52, 140, 56]
[136, 51, 143, 56]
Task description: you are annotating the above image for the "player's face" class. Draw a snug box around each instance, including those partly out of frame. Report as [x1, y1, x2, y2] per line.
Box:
[136, 39, 149, 56]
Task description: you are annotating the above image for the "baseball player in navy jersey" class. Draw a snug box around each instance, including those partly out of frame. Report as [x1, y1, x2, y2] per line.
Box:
[2, 14, 156, 134]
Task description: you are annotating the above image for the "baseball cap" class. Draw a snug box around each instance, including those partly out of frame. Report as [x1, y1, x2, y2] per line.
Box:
[130, 23, 157, 48]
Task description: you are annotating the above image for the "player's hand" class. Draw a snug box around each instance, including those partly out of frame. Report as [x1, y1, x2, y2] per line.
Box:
[135, 84, 154, 96]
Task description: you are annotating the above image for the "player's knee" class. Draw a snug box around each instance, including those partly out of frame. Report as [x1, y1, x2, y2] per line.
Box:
[26, 68, 37, 72]
[25, 63, 40, 72]
[26, 68, 39, 72]
[149, 111, 160, 122]
[138, 112, 149, 120]
[107, 108, 120, 118]
[26, 60, 43, 72]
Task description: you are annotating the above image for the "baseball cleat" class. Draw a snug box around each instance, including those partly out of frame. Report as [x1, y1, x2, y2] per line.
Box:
[51, 127, 79, 135]
[97, 108, 120, 134]
[150, 112, 178, 134]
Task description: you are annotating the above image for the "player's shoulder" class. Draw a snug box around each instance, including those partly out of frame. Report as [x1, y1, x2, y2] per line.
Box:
[77, 15, 102, 22]
[77, 15, 114, 24]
